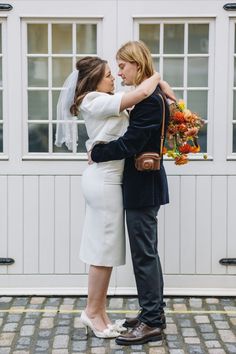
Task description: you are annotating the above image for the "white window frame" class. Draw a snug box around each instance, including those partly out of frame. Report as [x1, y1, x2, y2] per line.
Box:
[134, 18, 215, 161]
[0, 18, 8, 160]
[228, 19, 236, 159]
[21, 18, 102, 160]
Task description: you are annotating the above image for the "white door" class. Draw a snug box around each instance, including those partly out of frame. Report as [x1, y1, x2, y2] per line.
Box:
[116, 0, 236, 296]
[0, 0, 235, 295]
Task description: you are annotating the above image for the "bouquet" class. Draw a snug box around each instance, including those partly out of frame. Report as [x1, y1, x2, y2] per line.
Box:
[163, 99, 206, 165]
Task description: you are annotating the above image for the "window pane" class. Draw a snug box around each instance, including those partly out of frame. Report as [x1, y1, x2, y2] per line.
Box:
[174, 90, 184, 101]
[52, 24, 72, 54]
[164, 24, 184, 54]
[0, 24, 2, 53]
[152, 57, 159, 71]
[53, 124, 71, 153]
[188, 58, 208, 87]
[233, 90, 236, 120]
[28, 58, 48, 87]
[77, 24, 97, 54]
[234, 58, 236, 87]
[139, 24, 160, 53]
[188, 24, 209, 54]
[0, 123, 2, 152]
[28, 24, 48, 54]
[197, 123, 207, 153]
[28, 123, 48, 152]
[235, 24, 236, 53]
[233, 124, 236, 152]
[76, 124, 88, 153]
[0, 91, 2, 120]
[28, 91, 48, 120]
[52, 58, 72, 87]
[163, 58, 184, 87]
[187, 90, 208, 120]
[52, 90, 60, 120]
[0, 58, 2, 86]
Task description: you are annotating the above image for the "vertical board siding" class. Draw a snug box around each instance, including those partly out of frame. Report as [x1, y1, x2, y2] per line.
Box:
[196, 176, 212, 274]
[0, 176, 7, 274]
[180, 176, 196, 274]
[23, 176, 39, 274]
[1, 174, 235, 283]
[54, 176, 70, 274]
[8, 176, 23, 274]
[212, 176, 227, 274]
[70, 176, 86, 274]
[164, 176, 180, 274]
[227, 176, 236, 275]
[39, 176, 55, 274]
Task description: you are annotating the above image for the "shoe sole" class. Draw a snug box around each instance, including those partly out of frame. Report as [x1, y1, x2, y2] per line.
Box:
[115, 334, 163, 346]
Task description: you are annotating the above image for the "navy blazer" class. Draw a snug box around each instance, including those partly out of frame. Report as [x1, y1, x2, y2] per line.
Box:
[91, 86, 170, 209]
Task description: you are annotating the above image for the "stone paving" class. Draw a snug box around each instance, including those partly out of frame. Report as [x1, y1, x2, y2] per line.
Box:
[0, 296, 236, 353]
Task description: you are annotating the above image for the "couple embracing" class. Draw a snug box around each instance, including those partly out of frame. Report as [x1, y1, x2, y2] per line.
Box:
[55, 40, 175, 345]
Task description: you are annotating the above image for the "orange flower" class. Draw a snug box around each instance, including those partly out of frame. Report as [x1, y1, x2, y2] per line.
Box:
[173, 111, 185, 123]
[162, 146, 167, 154]
[184, 127, 199, 137]
[178, 123, 188, 133]
[190, 145, 201, 153]
[179, 144, 192, 154]
[175, 155, 188, 165]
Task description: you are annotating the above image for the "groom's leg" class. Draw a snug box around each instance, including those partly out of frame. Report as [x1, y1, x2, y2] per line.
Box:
[126, 205, 164, 327]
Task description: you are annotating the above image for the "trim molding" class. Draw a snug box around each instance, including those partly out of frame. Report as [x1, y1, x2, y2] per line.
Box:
[0, 287, 236, 296]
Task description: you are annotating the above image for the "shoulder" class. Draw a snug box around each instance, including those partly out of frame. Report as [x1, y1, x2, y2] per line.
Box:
[130, 89, 164, 127]
[81, 91, 108, 106]
[81, 91, 124, 108]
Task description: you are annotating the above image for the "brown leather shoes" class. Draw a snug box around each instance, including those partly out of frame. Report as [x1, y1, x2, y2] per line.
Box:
[123, 313, 166, 329]
[115, 321, 163, 345]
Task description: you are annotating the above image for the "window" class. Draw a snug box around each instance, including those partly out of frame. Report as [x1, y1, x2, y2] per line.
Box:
[137, 20, 212, 155]
[24, 20, 100, 156]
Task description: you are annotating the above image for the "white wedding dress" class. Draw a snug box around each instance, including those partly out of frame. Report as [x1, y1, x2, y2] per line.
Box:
[79, 91, 129, 266]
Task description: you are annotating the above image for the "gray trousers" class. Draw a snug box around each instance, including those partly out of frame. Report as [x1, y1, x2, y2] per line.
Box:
[126, 206, 165, 327]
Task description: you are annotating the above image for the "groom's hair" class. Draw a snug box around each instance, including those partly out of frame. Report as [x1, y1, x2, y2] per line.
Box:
[116, 41, 154, 85]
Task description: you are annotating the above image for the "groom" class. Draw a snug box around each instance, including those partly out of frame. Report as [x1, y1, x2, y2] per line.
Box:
[90, 41, 173, 345]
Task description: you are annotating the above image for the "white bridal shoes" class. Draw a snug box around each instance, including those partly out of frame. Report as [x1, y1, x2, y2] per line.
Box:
[110, 319, 127, 332]
[80, 310, 120, 338]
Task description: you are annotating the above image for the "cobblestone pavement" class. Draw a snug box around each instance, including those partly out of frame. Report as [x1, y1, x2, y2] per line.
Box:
[0, 296, 236, 354]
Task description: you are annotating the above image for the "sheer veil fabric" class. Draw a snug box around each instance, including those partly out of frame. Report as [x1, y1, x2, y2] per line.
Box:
[55, 70, 79, 151]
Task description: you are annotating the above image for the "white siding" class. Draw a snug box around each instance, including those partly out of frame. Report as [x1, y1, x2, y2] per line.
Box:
[1, 175, 236, 294]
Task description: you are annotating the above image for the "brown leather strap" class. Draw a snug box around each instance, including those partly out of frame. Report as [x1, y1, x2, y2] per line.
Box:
[158, 93, 165, 157]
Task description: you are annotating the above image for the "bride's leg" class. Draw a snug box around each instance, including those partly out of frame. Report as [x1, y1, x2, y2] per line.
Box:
[85, 265, 113, 330]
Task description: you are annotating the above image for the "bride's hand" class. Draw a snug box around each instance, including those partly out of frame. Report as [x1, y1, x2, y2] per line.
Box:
[159, 80, 176, 102]
[87, 150, 94, 165]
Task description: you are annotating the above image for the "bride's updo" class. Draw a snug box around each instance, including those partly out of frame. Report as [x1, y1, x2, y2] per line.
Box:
[70, 56, 107, 115]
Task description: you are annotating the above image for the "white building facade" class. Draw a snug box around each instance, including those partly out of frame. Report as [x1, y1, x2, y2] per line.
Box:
[0, 0, 236, 295]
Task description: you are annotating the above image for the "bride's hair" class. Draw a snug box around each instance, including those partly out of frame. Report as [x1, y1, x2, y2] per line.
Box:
[70, 56, 107, 115]
[116, 41, 154, 86]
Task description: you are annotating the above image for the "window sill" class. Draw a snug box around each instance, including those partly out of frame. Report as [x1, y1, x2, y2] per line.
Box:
[0, 155, 9, 161]
[22, 153, 88, 161]
[164, 154, 213, 162]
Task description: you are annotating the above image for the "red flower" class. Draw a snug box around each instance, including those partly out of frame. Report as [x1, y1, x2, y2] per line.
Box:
[173, 111, 185, 123]
[179, 144, 192, 154]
